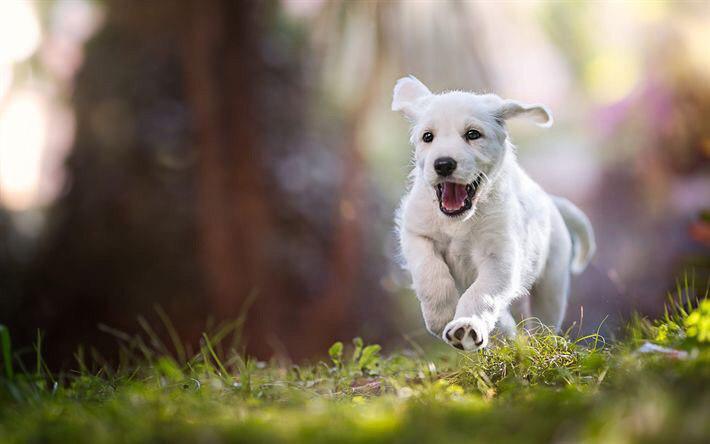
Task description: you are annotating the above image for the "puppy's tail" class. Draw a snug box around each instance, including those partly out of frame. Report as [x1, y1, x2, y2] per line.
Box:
[554, 197, 596, 274]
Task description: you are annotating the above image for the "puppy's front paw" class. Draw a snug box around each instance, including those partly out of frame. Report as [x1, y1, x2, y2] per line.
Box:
[442, 317, 488, 351]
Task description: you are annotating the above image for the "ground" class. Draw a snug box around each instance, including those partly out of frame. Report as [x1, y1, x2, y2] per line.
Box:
[0, 285, 708, 444]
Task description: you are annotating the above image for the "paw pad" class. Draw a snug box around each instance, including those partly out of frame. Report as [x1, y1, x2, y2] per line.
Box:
[442, 318, 487, 351]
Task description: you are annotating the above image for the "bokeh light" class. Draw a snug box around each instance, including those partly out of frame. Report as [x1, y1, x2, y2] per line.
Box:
[0, 92, 47, 210]
[0, 0, 41, 65]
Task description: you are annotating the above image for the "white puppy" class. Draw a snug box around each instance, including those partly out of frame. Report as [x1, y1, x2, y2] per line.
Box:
[392, 76, 595, 351]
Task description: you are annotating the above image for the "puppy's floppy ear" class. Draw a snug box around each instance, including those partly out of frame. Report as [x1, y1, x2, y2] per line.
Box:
[497, 99, 553, 128]
[392, 75, 432, 120]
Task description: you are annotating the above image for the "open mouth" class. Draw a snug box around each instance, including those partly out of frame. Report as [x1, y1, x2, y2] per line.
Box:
[435, 174, 483, 217]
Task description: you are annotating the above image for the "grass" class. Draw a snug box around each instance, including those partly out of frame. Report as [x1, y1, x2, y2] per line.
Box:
[0, 279, 708, 444]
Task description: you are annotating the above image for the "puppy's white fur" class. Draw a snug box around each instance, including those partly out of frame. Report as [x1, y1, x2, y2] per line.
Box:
[393, 76, 595, 351]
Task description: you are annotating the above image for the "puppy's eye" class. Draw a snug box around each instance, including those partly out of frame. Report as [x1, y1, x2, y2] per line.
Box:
[465, 129, 482, 141]
[422, 131, 434, 143]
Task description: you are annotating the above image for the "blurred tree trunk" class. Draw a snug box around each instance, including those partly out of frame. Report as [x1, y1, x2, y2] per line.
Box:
[12, 0, 396, 367]
[182, 0, 279, 357]
[304, 5, 387, 352]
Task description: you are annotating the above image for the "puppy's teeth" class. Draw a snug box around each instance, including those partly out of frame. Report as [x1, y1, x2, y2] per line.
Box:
[465, 184, 473, 193]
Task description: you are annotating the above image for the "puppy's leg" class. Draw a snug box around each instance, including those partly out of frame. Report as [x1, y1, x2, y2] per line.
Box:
[495, 309, 517, 339]
[442, 251, 518, 351]
[510, 295, 530, 326]
[529, 215, 572, 331]
[529, 259, 570, 332]
[401, 231, 459, 336]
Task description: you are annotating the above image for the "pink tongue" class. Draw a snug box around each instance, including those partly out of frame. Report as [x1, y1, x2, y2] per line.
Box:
[442, 182, 467, 211]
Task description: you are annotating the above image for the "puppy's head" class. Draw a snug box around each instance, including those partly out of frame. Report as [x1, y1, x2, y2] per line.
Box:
[392, 75, 552, 217]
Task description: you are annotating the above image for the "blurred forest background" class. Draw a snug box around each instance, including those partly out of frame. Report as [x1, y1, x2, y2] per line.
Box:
[0, 0, 708, 367]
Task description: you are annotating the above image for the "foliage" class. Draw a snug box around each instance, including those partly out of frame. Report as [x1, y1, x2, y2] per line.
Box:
[685, 300, 710, 344]
[0, 284, 708, 443]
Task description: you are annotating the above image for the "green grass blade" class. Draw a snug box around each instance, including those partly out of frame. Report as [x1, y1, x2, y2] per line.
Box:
[137, 315, 170, 356]
[0, 324, 13, 380]
[202, 333, 230, 381]
[154, 305, 186, 364]
[35, 329, 43, 378]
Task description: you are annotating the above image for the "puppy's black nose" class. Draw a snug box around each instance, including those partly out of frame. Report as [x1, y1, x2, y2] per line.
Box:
[434, 157, 457, 177]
